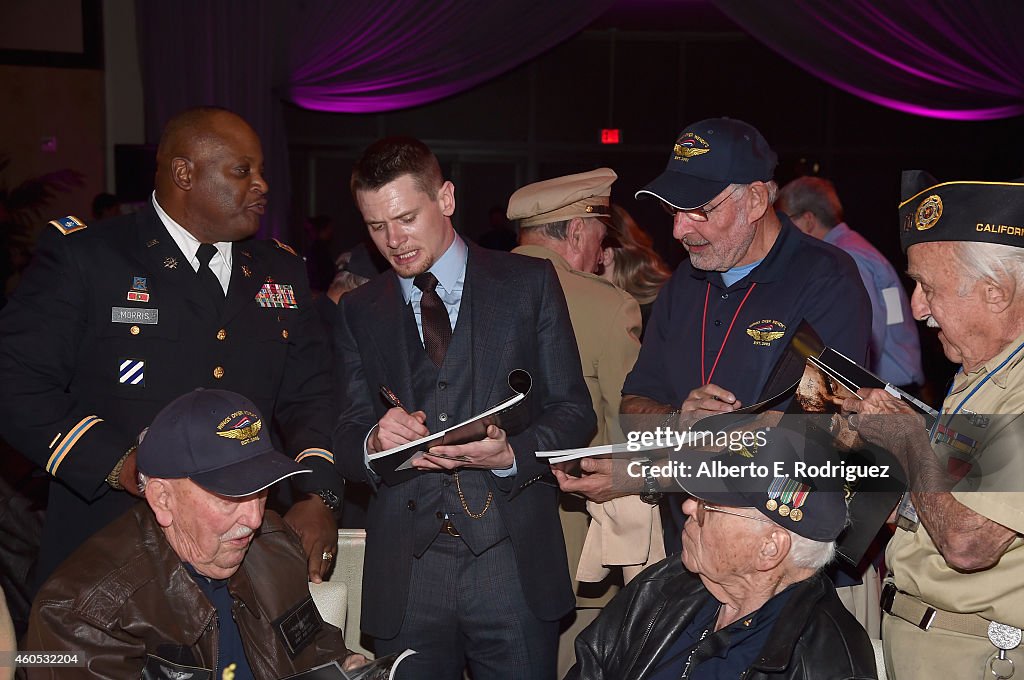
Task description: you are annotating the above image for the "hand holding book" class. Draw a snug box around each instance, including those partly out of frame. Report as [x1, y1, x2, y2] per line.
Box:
[840, 387, 928, 468]
[367, 370, 532, 486]
[677, 383, 742, 429]
[374, 383, 509, 469]
[415, 423, 515, 471]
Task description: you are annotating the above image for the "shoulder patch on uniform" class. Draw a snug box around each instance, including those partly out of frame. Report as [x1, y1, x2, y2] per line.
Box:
[49, 215, 87, 235]
[272, 238, 297, 256]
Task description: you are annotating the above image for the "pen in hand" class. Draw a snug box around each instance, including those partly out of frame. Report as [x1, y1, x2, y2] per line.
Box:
[376, 385, 429, 453]
[379, 385, 471, 463]
[379, 384, 404, 410]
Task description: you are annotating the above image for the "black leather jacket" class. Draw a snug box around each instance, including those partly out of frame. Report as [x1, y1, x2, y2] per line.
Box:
[566, 557, 877, 680]
[24, 504, 352, 679]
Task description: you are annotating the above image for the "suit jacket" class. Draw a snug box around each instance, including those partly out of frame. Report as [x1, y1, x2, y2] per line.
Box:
[0, 206, 340, 580]
[511, 245, 662, 604]
[333, 243, 596, 638]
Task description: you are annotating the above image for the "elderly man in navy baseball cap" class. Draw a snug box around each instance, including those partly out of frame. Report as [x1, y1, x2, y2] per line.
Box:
[610, 117, 870, 551]
[137, 387, 310, 499]
[25, 389, 367, 679]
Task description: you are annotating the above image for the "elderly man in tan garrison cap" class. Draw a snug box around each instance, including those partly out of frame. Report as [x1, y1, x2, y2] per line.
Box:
[509, 169, 664, 676]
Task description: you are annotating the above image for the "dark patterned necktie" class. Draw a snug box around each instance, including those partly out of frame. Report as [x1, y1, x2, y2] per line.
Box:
[414, 272, 451, 367]
[196, 243, 225, 312]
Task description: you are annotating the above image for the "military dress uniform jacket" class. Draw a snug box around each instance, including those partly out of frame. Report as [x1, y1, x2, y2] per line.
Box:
[0, 206, 340, 580]
[882, 330, 1024, 679]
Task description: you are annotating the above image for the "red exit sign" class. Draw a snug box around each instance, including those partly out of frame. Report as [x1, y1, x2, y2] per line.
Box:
[600, 128, 621, 144]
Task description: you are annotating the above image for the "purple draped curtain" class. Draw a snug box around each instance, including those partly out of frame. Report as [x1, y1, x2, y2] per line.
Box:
[136, 0, 614, 238]
[713, 0, 1024, 121]
[283, 0, 615, 112]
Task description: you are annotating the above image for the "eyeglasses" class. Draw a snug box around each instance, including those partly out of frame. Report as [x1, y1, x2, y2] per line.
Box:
[695, 502, 773, 527]
[660, 185, 745, 222]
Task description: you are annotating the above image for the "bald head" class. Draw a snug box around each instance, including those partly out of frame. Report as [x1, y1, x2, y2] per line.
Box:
[156, 107, 241, 171]
[154, 107, 268, 243]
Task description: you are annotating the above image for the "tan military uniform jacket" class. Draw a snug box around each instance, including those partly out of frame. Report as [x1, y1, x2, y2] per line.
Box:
[888, 330, 1024, 626]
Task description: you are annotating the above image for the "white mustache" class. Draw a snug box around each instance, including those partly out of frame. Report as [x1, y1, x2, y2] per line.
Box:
[222, 525, 255, 541]
[925, 316, 940, 329]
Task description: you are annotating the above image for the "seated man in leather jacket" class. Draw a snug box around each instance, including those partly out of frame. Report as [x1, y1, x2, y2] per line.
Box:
[24, 389, 366, 679]
[566, 426, 878, 680]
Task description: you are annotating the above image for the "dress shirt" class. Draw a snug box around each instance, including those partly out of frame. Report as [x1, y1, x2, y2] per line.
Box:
[152, 192, 232, 293]
[398, 235, 467, 341]
[824, 223, 923, 386]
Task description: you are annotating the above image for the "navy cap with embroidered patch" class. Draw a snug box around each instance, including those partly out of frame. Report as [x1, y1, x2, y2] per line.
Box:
[137, 389, 309, 496]
[675, 425, 847, 542]
[899, 170, 1024, 252]
[638, 118, 774, 209]
[636, 118, 778, 210]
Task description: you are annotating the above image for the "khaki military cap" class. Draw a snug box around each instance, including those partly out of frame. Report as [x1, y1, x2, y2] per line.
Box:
[507, 168, 617, 227]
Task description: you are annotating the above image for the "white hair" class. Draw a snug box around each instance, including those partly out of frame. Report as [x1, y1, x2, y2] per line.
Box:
[734, 181, 779, 206]
[787, 531, 836, 571]
[953, 241, 1024, 296]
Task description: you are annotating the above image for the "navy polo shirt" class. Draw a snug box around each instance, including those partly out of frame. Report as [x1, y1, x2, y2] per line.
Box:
[623, 218, 871, 557]
[623, 218, 871, 409]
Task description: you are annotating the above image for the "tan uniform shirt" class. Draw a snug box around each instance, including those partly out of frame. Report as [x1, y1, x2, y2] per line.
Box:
[887, 330, 1024, 626]
[512, 245, 641, 446]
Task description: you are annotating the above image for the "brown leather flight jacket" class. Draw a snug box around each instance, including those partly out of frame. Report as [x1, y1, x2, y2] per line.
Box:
[24, 504, 351, 679]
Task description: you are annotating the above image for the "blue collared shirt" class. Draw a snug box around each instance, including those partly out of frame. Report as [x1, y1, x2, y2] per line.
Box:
[824, 223, 924, 386]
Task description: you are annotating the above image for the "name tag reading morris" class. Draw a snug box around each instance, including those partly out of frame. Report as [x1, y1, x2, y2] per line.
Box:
[111, 307, 159, 324]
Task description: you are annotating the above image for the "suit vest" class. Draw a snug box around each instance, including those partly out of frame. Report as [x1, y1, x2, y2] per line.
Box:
[403, 285, 509, 556]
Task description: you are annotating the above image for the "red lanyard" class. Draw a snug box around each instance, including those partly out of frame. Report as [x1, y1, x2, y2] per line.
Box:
[700, 281, 757, 385]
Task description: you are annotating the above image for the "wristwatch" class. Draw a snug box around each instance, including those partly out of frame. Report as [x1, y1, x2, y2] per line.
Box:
[638, 462, 664, 506]
[315, 489, 341, 511]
